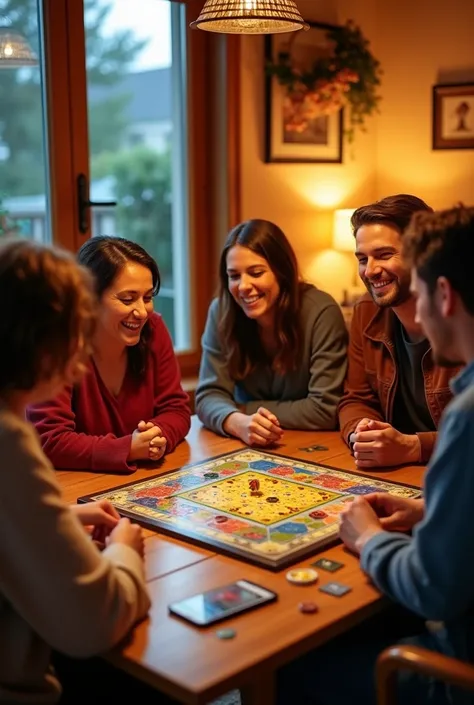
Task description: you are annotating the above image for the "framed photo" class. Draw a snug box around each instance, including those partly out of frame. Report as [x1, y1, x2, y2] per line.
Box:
[264, 21, 343, 164]
[432, 83, 474, 150]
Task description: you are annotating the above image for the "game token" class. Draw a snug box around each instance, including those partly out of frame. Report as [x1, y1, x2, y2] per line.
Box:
[298, 445, 329, 452]
[215, 515, 228, 523]
[298, 601, 319, 614]
[286, 568, 319, 585]
[266, 496, 279, 503]
[216, 628, 236, 640]
[313, 557, 344, 573]
[204, 472, 219, 479]
[319, 581, 352, 597]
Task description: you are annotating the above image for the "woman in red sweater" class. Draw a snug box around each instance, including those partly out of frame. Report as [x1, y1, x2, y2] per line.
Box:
[28, 236, 191, 473]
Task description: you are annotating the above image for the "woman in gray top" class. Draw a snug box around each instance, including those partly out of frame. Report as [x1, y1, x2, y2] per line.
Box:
[196, 219, 348, 446]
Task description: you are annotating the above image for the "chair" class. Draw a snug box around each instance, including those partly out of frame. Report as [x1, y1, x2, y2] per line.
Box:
[376, 645, 474, 705]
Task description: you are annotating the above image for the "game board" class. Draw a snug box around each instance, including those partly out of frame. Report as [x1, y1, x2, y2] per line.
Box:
[79, 450, 421, 570]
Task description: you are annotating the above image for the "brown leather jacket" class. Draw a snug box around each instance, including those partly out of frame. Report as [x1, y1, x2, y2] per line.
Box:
[338, 294, 459, 463]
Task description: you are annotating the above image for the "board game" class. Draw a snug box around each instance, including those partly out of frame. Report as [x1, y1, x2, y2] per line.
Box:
[78, 450, 421, 570]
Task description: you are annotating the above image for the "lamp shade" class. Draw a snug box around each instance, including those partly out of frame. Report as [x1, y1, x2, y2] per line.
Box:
[190, 0, 309, 34]
[0, 29, 38, 68]
[333, 208, 356, 252]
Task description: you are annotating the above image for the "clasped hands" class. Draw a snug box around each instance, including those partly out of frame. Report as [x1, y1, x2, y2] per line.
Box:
[349, 418, 421, 468]
[338, 492, 425, 555]
[72, 500, 145, 557]
[224, 406, 283, 447]
[128, 420, 167, 462]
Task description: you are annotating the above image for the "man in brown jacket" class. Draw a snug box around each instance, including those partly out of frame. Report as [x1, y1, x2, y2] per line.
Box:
[338, 194, 459, 467]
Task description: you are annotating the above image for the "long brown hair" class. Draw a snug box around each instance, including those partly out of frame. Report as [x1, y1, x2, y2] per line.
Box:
[218, 219, 303, 379]
[77, 236, 160, 378]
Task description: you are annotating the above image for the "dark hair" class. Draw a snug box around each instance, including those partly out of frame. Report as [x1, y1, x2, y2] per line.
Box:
[403, 205, 474, 315]
[0, 238, 96, 393]
[77, 236, 160, 377]
[218, 219, 302, 378]
[351, 194, 433, 236]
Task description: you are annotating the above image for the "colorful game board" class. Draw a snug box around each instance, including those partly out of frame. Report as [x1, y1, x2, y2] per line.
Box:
[79, 450, 421, 570]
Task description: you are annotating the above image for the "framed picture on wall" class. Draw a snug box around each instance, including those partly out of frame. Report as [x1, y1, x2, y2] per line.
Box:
[432, 83, 474, 150]
[264, 21, 343, 164]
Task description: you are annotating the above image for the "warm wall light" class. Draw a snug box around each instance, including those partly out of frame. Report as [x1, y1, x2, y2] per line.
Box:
[332, 208, 356, 253]
[190, 0, 309, 34]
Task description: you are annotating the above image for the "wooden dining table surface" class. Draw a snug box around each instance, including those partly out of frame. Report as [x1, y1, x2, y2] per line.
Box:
[57, 417, 425, 705]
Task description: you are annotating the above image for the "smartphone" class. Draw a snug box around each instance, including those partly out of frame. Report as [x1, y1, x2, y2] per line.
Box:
[168, 579, 277, 627]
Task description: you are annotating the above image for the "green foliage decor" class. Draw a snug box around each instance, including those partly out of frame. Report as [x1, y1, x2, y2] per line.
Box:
[266, 20, 383, 142]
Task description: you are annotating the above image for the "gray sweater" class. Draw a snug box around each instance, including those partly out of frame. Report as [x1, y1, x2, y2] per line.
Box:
[196, 284, 348, 435]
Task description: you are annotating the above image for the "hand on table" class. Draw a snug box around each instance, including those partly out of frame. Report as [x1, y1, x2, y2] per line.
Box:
[223, 407, 283, 447]
[349, 420, 421, 468]
[338, 496, 383, 555]
[108, 517, 146, 558]
[129, 421, 167, 462]
[71, 499, 120, 547]
[364, 492, 425, 532]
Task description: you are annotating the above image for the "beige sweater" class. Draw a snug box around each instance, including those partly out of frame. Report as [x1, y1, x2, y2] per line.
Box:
[0, 406, 151, 703]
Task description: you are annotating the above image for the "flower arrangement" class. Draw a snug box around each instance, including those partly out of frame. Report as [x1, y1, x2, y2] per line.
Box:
[266, 20, 383, 143]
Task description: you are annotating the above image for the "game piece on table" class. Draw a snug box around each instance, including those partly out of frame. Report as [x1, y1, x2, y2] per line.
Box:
[249, 479, 260, 491]
[78, 448, 420, 570]
[298, 601, 319, 614]
[286, 568, 319, 585]
[216, 628, 237, 640]
[319, 582, 352, 597]
[313, 557, 344, 573]
[215, 515, 228, 523]
[298, 445, 329, 452]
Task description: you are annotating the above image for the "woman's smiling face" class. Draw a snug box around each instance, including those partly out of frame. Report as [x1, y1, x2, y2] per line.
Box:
[226, 244, 280, 328]
[97, 261, 155, 348]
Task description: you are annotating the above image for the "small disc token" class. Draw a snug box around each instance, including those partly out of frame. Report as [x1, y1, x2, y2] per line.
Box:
[216, 628, 236, 640]
[215, 515, 228, 523]
[266, 496, 279, 503]
[204, 472, 219, 479]
[286, 568, 319, 585]
[298, 601, 319, 614]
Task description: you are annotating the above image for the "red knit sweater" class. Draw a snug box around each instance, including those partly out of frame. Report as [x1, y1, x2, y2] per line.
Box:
[27, 313, 191, 473]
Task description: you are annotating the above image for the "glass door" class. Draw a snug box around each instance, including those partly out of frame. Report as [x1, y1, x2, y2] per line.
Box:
[0, 0, 52, 242]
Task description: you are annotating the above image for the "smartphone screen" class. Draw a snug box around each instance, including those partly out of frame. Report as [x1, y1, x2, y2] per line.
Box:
[168, 580, 277, 626]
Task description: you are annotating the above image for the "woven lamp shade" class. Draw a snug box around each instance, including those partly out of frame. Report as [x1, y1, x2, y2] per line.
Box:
[190, 0, 309, 34]
[0, 29, 37, 68]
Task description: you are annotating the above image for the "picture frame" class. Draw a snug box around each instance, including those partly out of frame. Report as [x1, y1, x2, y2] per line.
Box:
[432, 83, 474, 150]
[264, 21, 343, 164]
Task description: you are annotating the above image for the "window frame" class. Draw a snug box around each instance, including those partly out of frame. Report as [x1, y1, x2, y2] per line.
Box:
[41, 0, 240, 379]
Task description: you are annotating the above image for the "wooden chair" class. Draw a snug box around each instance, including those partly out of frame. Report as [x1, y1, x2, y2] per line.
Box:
[376, 645, 474, 705]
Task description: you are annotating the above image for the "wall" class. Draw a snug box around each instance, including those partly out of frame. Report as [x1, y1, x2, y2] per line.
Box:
[238, 0, 474, 302]
[374, 0, 474, 207]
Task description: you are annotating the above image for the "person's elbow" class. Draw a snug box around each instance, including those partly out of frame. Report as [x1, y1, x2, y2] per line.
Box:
[49, 595, 149, 658]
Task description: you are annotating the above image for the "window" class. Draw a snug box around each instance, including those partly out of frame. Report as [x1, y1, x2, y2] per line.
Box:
[84, 0, 189, 348]
[0, 0, 52, 243]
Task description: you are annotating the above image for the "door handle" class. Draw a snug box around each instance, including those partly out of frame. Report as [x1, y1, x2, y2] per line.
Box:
[77, 173, 117, 234]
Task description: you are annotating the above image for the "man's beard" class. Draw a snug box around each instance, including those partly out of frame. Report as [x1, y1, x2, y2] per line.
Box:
[363, 275, 411, 309]
[432, 350, 463, 368]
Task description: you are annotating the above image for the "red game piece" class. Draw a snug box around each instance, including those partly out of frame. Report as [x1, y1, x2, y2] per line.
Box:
[249, 479, 260, 491]
[298, 601, 319, 614]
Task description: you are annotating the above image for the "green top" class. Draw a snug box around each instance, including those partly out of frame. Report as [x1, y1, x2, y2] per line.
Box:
[196, 284, 348, 435]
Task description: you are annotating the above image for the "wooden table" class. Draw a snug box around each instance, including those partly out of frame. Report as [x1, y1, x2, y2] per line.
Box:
[58, 418, 425, 705]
